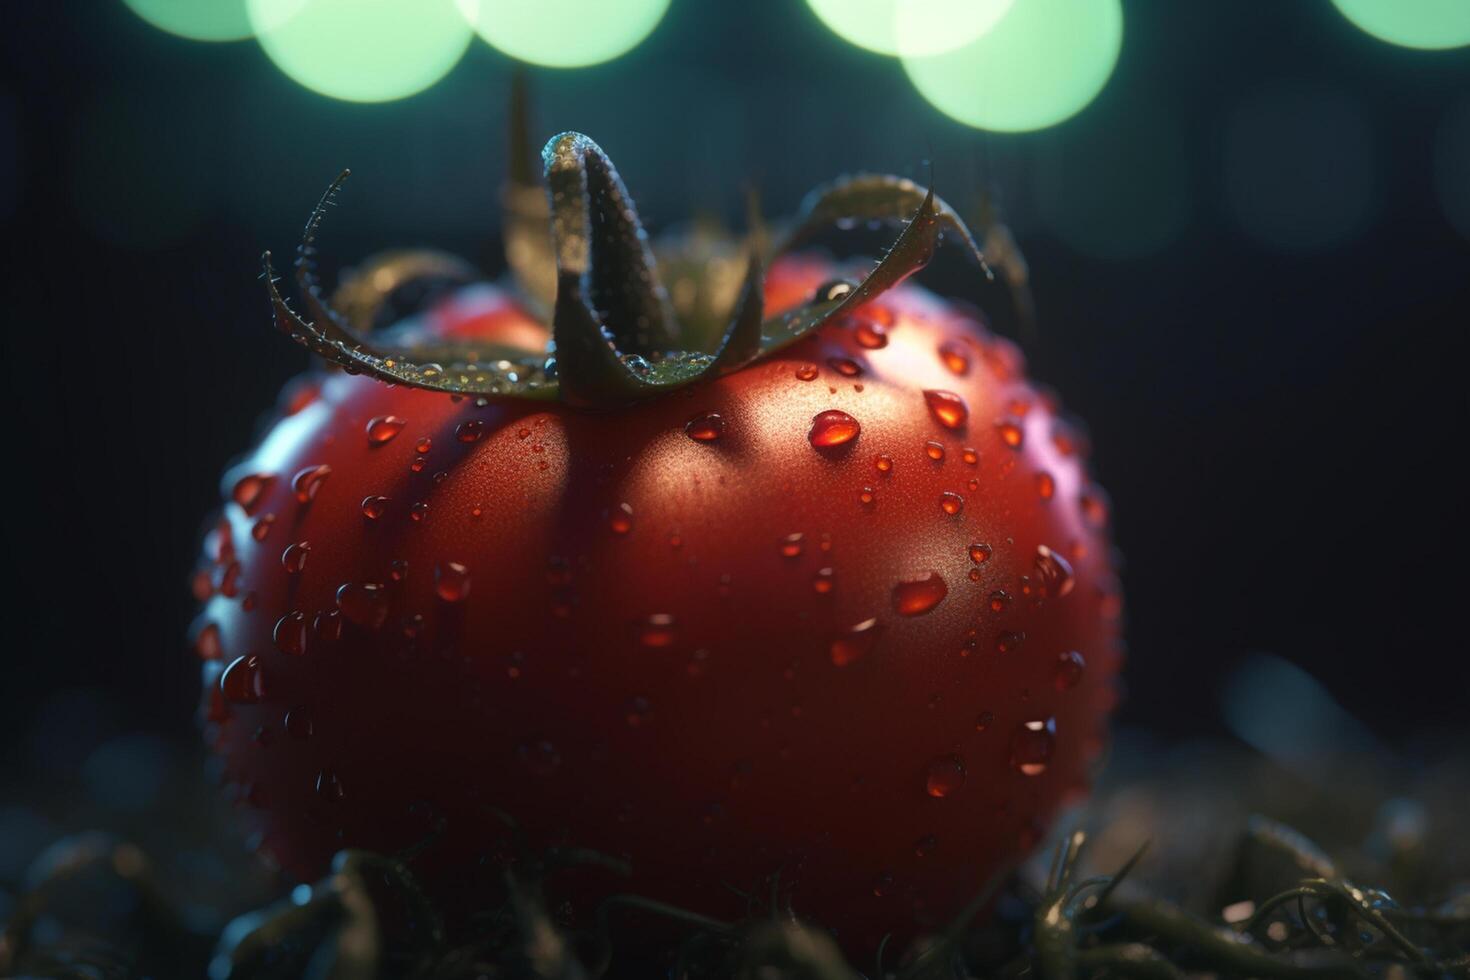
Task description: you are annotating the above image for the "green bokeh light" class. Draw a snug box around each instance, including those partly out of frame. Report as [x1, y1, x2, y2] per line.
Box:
[901, 0, 1123, 133]
[805, 0, 1015, 58]
[456, 0, 670, 68]
[120, 0, 256, 42]
[248, 0, 473, 103]
[1331, 0, 1470, 50]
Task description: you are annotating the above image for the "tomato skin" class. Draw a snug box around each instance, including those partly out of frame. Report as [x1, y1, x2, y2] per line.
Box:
[195, 256, 1122, 954]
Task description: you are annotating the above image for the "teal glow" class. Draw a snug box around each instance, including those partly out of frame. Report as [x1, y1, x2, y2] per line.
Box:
[248, 0, 472, 103]
[457, 0, 670, 68]
[121, 0, 255, 42]
[805, 0, 1015, 58]
[901, 0, 1123, 133]
[1331, 0, 1470, 50]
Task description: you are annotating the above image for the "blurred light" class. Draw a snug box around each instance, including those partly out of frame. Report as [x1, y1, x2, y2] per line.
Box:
[456, 0, 669, 68]
[901, 0, 1123, 133]
[1330, 0, 1470, 50]
[1435, 98, 1470, 241]
[1034, 101, 1191, 260]
[1222, 653, 1383, 784]
[1223, 83, 1375, 252]
[121, 0, 256, 42]
[805, 0, 1015, 58]
[248, 0, 473, 103]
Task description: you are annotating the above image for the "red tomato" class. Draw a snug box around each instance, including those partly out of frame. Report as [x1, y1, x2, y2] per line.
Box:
[193, 135, 1123, 956]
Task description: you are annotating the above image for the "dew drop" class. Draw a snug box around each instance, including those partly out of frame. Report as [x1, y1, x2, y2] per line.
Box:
[892, 572, 948, 616]
[997, 420, 1024, 448]
[812, 567, 834, 594]
[830, 617, 880, 666]
[809, 410, 860, 448]
[410, 501, 429, 522]
[961, 447, 979, 465]
[873, 453, 893, 474]
[924, 441, 945, 461]
[388, 559, 408, 582]
[315, 769, 345, 801]
[780, 532, 805, 558]
[456, 419, 485, 443]
[815, 279, 854, 303]
[1080, 485, 1111, 528]
[1033, 545, 1075, 597]
[416, 437, 433, 454]
[361, 495, 389, 520]
[1009, 718, 1056, 776]
[232, 473, 274, 515]
[251, 515, 275, 541]
[609, 502, 634, 535]
[940, 492, 964, 515]
[685, 412, 725, 442]
[938, 341, 971, 376]
[1036, 471, 1055, 500]
[285, 708, 313, 739]
[914, 834, 938, 858]
[795, 363, 819, 381]
[1053, 651, 1086, 691]
[365, 415, 406, 446]
[281, 541, 310, 573]
[988, 590, 1011, 612]
[435, 561, 471, 602]
[969, 543, 993, 565]
[975, 711, 994, 732]
[314, 609, 342, 645]
[923, 390, 969, 430]
[925, 755, 966, 798]
[996, 630, 1026, 654]
[639, 613, 677, 648]
[854, 319, 889, 349]
[291, 465, 331, 503]
[272, 611, 309, 656]
[827, 357, 863, 378]
[336, 582, 388, 629]
[220, 655, 267, 704]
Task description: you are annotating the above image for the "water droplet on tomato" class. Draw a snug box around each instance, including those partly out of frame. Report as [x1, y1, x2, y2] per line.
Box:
[221, 655, 267, 704]
[812, 567, 834, 594]
[685, 413, 725, 442]
[924, 390, 968, 429]
[336, 582, 388, 629]
[969, 543, 993, 564]
[251, 515, 275, 541]
[975, 711, 994, 731]
[873, 453, 893, 473]
[1054, 651, 1086, 691]
[1033, 545, 1075, 597]
[795, 363, 819, 381]
[780, 532, 804, 559]
[285, 708, 313, 739]
[435, 561, 471, 602]
[914, 834, 938, 858]
[366, 415, 405, 445]
[609, 503, 634, 535]
[997, 630, 1025, 654]
[892, 572, 947, 616]
[827, 357, 862, 378]
[858, 486, 876, 507]
[281, 541, 310, 573]
[809, 410, 860, 448]
[291, 465, 331, 503]
[830, 617, 879, 666]
[997, 420, 1024, 448]
[232, 474, 274, 515]
[924, 441, 945, 461]
[1009, 718, 1056, 775]
[925, 755, 965, 798]
[854, 319, 888, 349]
[193, 621, 222, 660]
[1080, 485, 1110, 528]
[639, 613, 677, 648]
[316, 769, 345, 801]
[940, 492, 964, 515]
[1036, 471, 1055, 500]
[361, 495, 388, 520]
[314, 609, 342, 644]
[273, 612, 308, 656]
[988, 590, 1011, 612]
[416, 437, 433, 454]
[961, 447, 979, 465]
[456, 419, 485, 443]
[410, 502, 429, 522]
[938, 341, 970, 375]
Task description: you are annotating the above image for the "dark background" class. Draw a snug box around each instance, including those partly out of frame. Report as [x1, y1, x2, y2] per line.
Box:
[1, 0, 1466, 794]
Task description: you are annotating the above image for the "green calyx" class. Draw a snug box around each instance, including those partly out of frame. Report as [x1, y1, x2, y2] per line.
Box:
[264, 110, 987, 408]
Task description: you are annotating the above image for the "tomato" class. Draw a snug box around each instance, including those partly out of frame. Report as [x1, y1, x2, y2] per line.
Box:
[192, 133, 1123, 957]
